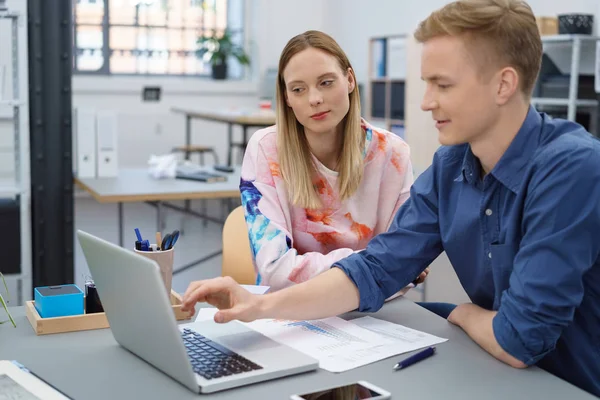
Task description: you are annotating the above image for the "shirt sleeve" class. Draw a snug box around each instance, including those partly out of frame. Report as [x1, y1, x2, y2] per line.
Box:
[240, 138, 356, 291]
[333, 152, 445, 312]
[493, 147, 600, 365]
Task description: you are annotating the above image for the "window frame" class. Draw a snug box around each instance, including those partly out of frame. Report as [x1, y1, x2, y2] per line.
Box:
[72, 0, 246, 78]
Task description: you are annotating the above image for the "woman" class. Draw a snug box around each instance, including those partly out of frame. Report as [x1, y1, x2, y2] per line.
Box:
[240, 30, 426, 291]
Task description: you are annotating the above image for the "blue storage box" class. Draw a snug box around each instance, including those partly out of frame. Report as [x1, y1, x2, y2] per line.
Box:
[34, 284, 84, 318]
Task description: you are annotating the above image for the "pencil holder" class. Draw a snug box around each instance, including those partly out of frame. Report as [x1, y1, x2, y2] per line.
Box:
[134, 245, 174, 295]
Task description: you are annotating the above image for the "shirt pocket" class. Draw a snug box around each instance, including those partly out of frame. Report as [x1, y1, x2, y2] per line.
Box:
[490, 242, 517, 310]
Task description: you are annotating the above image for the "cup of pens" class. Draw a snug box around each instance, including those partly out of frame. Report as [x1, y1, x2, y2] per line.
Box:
[133, 228, 180, 296]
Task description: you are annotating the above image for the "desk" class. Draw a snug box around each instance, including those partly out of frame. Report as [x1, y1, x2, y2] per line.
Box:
[74, 167, 241, 273]
[0, 298, 594, 399]
[171, 107, 276, 166]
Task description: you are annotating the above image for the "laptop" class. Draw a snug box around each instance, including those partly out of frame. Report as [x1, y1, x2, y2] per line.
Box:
[76, 230, 318, 394]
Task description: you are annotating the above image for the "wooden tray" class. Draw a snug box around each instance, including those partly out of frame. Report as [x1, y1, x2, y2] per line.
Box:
[25, 290, 192, 335]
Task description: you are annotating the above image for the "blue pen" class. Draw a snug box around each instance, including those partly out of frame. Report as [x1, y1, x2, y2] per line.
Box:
[134, 228, 149, 251]
[393, 346, 436, 371]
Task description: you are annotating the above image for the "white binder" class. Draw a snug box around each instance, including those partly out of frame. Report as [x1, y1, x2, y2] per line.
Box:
[387, 37, 407, 80]
[96, 110, 119, 177]
[73, 107, 97, 178]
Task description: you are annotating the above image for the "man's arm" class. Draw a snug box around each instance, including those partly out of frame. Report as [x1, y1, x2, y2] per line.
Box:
[448, 304, 526, 368]
[260, 267, 360, 320]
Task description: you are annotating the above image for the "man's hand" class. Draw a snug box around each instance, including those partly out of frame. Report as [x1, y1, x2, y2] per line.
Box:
[181, 276, 264, 323]
[448, 303, 527, 369]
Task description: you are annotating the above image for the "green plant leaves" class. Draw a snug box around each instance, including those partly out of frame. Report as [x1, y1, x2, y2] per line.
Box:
[196, 29, 251, 67]
[0, 272, 16, 327]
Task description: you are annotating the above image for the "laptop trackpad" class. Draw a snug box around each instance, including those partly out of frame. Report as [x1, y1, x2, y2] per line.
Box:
[216, 331, 281, 353]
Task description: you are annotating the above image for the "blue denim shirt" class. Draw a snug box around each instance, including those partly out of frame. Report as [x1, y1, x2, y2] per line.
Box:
[335, 107, 600, 396]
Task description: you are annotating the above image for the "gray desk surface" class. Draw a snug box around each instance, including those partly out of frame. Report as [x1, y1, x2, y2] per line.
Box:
[171, 107, 276, 126]
[74, 167, 241, 203]
[0, 298, 594, 399]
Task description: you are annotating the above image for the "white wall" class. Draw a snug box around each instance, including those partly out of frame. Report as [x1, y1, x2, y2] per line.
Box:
[250, 0, 326, 78]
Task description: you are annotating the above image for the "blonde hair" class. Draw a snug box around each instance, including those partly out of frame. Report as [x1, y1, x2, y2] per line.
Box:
[276, 30, 363, 209]
[414, 0, 542, 97]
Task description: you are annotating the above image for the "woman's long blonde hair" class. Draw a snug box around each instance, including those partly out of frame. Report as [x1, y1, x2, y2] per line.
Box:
[276, 30, 364, 209]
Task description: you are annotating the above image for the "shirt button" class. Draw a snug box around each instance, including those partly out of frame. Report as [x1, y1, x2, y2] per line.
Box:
[485, 209, 493, 216]
[488, 252, 492, 259]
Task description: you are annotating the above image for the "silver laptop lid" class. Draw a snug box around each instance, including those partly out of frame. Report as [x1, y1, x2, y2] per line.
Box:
[76, 230, 198, 393]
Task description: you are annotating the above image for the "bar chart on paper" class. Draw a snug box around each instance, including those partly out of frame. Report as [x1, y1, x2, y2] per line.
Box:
[281, 320, 368, 351]
[245, 317, 447, 372]
[245, 317, 394, 372]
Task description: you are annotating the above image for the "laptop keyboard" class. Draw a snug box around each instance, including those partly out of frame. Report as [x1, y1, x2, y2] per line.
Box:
[181, 328, 263, 380]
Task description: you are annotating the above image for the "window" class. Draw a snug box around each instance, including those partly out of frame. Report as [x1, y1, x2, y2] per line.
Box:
[72, 0, 245, 77]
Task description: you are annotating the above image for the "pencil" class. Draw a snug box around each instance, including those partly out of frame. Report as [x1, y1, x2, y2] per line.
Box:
[156, 232, 162, 250]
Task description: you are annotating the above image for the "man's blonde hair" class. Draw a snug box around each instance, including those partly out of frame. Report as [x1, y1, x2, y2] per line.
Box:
[276, 30, 363, 209]
[414, 0, 542, 97]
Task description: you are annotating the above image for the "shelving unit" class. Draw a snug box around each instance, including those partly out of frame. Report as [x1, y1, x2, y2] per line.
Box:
[366, 34, 407, 137]
[532, 34, 600, 135]
[0, 5, 32, 306]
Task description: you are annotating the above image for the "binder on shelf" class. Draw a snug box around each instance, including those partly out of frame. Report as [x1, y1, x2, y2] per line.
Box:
[96, 110, 119, 178]
[73, 107, 97, 178]
[387, 37, 407, 80]
[371, 38, 387, 78]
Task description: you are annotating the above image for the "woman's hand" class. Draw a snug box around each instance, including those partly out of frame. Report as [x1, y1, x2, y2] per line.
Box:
[413, 267, 430, 285]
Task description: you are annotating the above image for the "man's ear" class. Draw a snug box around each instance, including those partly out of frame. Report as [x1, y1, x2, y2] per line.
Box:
[496, 67, 519, 105]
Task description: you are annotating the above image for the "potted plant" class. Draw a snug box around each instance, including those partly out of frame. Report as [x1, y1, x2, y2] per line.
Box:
[0, 272, 16, 327]
[196, 29, 250, 80]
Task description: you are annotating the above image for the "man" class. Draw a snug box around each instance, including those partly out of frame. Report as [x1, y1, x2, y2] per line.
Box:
[181, 0, 600, 396]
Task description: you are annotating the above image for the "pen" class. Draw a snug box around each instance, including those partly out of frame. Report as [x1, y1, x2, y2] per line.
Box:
[134, 228, 143, 242]
[393, 346, 436, 371]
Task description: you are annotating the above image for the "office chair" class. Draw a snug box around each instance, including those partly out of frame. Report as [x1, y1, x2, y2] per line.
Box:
[221, 206, 256, 284]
